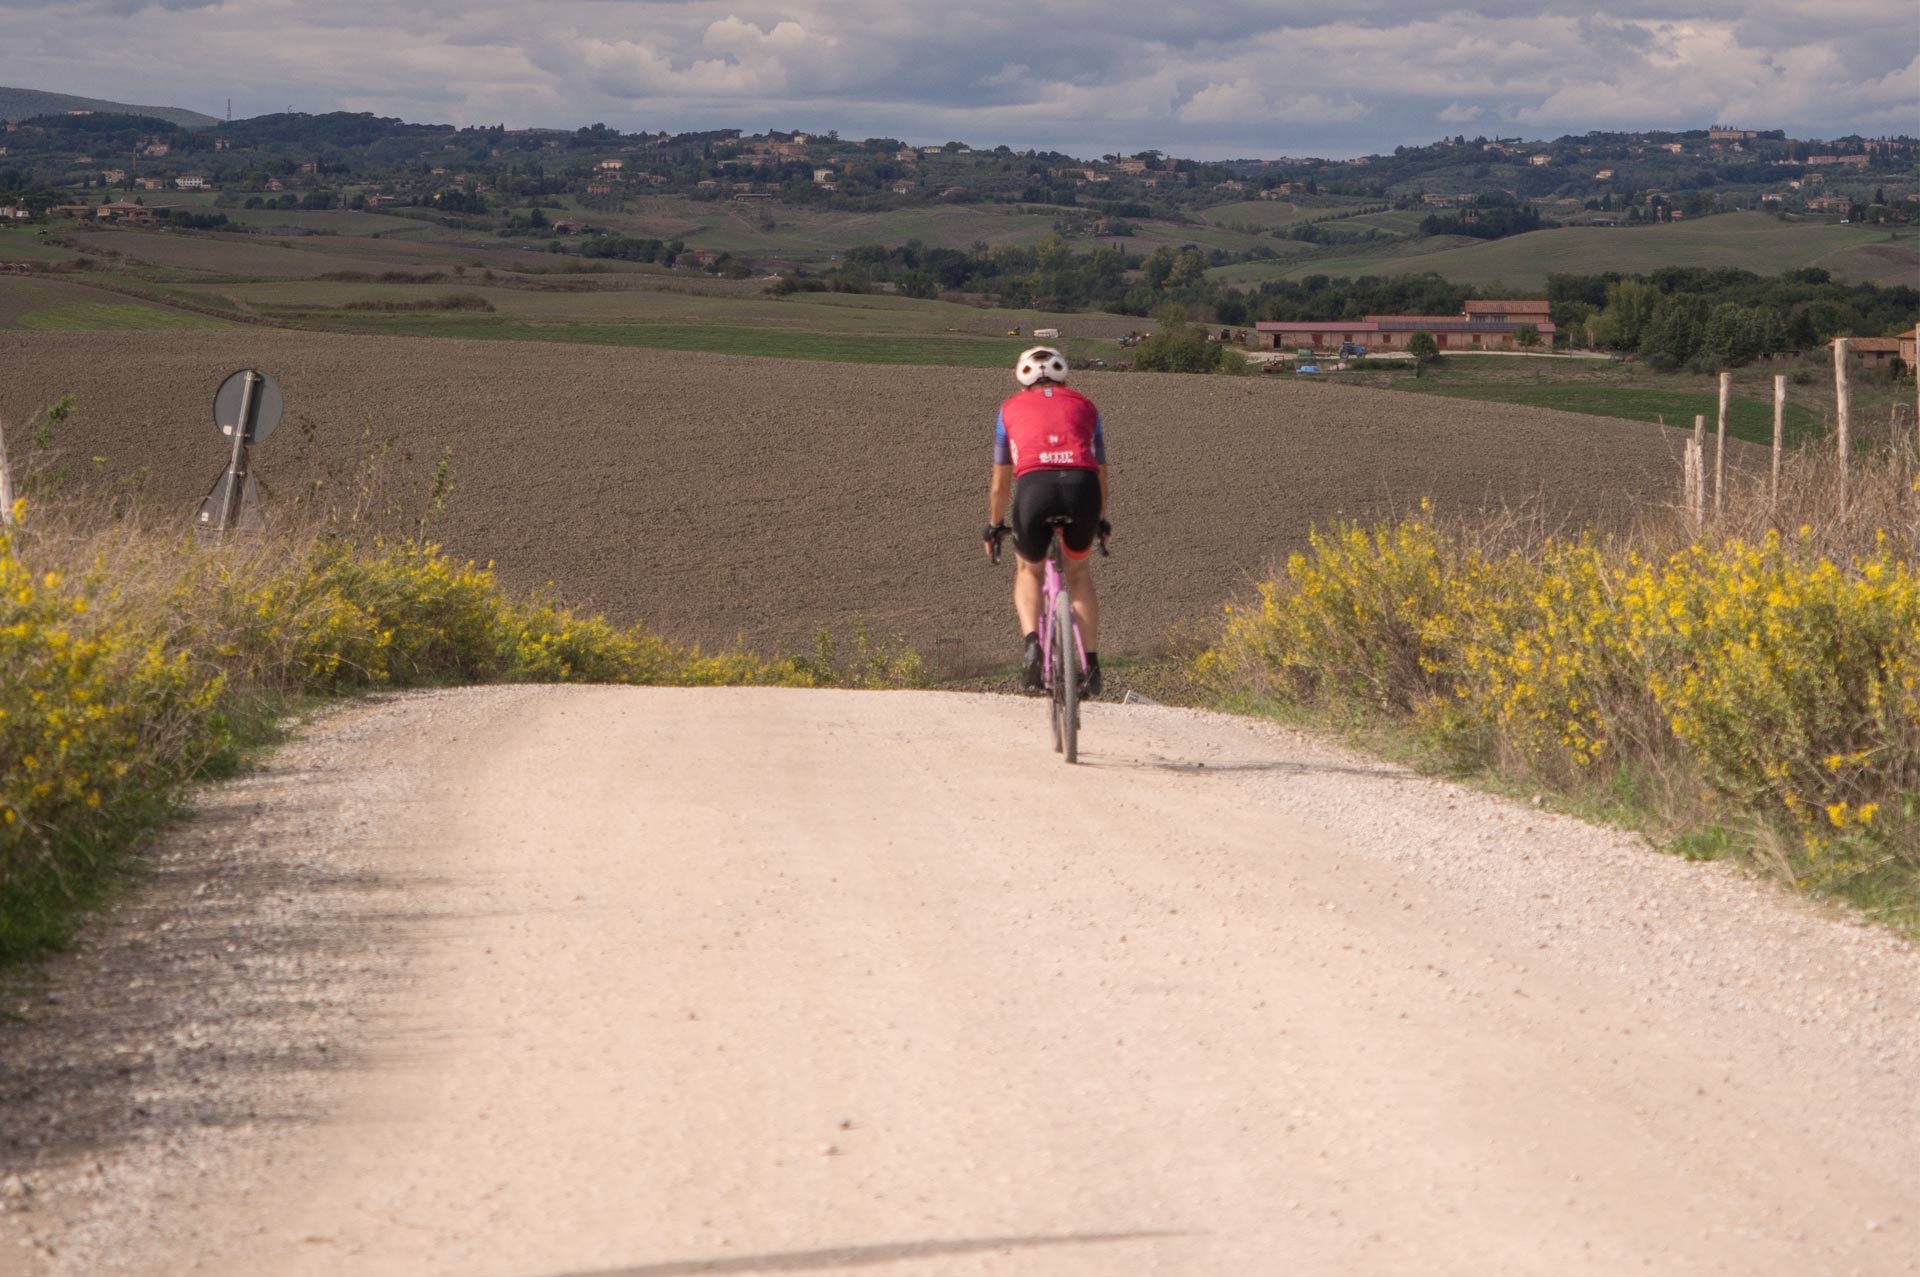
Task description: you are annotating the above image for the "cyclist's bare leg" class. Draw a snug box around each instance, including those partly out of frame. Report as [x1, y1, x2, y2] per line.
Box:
[1014, 556, 1044, 636]
[1063, 554, 1099, 649]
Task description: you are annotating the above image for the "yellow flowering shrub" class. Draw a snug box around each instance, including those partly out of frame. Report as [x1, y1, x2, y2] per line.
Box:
[1, 522, 221, 951]
[1203, 514, 1919, 883]
[212, 539, 502, 691]
[1204, 513, 1460, 713]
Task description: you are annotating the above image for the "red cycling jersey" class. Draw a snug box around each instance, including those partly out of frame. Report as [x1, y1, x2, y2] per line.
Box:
[993, 385, 1106, 478]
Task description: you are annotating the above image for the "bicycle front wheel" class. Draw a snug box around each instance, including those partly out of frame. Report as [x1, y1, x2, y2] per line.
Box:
[1053, 586, 1078, 764]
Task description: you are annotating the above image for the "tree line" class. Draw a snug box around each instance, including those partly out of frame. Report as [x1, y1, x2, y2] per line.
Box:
[1550, 266, 1918, 371]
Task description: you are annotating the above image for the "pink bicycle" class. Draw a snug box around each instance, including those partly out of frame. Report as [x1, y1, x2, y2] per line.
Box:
[987, 516, 1109, 764]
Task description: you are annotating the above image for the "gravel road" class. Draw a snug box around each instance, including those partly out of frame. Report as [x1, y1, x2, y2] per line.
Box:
[3, 686, 1916, 1276]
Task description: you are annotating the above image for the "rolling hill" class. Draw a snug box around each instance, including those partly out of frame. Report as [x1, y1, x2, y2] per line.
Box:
[1207, 212, 1919, 290]
[0, 85, 220, 129]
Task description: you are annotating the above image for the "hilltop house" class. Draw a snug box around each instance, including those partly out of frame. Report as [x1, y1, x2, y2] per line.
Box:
[1252, 300, 1556, 353]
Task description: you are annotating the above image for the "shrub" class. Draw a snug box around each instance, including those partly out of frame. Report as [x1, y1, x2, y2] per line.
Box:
[1199, 452, 1920, 908]
[1132, 306, 1227, 374]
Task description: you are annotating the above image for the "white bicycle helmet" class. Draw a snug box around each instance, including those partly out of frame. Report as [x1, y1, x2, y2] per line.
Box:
[1015, 346, 1068, 387]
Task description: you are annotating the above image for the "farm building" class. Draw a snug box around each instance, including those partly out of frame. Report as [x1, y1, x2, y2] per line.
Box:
[96, 202, 156, 224]
[1252, 301, 1556, 353]
[1833, 336, 1904, 368]
[1901, 329, 1917, 369]
[1463, 299, 1552, 324]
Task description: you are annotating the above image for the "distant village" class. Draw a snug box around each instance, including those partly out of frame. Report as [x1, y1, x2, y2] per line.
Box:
[1, 110, 1915, 238]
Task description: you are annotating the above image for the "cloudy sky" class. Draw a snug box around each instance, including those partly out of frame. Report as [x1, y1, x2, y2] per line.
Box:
[3, 1, 1916, 157]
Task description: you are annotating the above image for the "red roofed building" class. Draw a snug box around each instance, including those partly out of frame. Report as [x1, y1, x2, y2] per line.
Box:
[1252, 300, 1556, 353]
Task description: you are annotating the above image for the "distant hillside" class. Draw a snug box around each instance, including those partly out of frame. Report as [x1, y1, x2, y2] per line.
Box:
[0, 86, 219, 130]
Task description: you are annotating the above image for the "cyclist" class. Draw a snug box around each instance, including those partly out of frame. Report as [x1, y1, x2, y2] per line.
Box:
[981, 346, 1109, 696]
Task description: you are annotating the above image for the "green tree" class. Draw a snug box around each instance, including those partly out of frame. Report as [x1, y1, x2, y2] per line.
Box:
[1593, 278, 1660, 351]
[1514, 322, 1541, 349]
[1406, 330, 1439, 364]
[1638, 298, 1703, 371]
[1133, 305, 1224, 374]
[896, 269, 937, 299]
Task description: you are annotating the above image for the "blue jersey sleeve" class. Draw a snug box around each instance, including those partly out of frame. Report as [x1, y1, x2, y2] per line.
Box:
[1091, 413, 1106, 464]
[993, 409, 1011, 465]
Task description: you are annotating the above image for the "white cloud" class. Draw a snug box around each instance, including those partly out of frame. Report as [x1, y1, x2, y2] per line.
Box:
[1178, 82, 1369, 126]
[0, 1, 1911, 155]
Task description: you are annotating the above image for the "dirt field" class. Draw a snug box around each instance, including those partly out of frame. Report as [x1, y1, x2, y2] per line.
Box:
[0, 331, 1696, 670]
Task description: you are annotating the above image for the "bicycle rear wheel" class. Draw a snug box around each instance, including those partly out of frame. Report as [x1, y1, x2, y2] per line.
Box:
[1053, 586, 1078, 763]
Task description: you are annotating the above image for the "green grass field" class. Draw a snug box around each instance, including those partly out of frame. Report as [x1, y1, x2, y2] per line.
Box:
[1200, 199, 1362, 230]
[1206, 236, 1481, 286]
[1343, 350, 1920, 450]
[0, 228, 83, 262]
[1392, 376, 1822, 445]
[1206, 213, 1920, 290]
[14, 301, 232, 332]
[289, 312, 1043, 366]
[554, 196, 1273, 262]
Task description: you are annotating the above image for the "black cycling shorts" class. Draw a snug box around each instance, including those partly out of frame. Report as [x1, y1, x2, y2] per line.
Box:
[1011, 467, 1102, 562]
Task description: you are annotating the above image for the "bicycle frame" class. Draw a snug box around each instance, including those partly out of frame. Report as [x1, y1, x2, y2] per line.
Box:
[1036, 532, 1088, 696]
[984, 517, 1106, 762]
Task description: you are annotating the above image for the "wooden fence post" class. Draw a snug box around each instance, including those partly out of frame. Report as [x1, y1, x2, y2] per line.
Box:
[1690, 414, 1707, 530]
[1771, 374, 1785, 504]
[1715, 370, 1729, 517]
[0, 412, 13, 528]
[1833, 338, 1851, 509]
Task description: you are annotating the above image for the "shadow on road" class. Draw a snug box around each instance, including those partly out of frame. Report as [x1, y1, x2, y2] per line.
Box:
[0, 744, 431, 1176]
[531, 1231, 1180, 1276]
[1084, 755, 1418, 781]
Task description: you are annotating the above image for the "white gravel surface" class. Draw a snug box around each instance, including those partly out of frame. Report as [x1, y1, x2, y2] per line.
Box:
[1, 686, 1915, 1276]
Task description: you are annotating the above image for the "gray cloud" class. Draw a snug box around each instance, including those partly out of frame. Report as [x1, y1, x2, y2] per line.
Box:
[0, 1, 1912, 154]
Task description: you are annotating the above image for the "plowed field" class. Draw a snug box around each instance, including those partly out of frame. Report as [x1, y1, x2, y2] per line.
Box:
[1, 331, 1697, 669]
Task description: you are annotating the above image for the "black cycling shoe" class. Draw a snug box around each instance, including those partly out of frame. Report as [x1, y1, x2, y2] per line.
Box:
[1084, 661, 1104, 698]
[1020, 637, 1044, 692]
